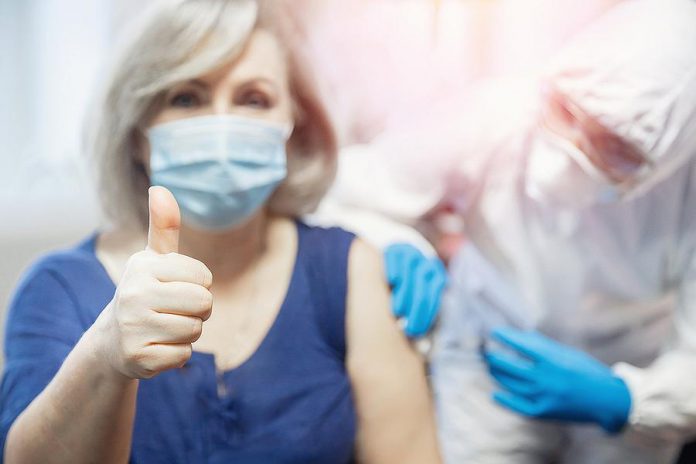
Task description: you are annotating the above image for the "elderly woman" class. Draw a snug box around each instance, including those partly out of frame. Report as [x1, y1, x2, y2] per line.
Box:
[0, 1, 441, 463]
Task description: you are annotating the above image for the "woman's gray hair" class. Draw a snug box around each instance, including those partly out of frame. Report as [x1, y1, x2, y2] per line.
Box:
[85, 0, 337, 230]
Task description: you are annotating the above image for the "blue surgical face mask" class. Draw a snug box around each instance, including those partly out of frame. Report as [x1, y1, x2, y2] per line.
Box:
[147, 114, 292, 230]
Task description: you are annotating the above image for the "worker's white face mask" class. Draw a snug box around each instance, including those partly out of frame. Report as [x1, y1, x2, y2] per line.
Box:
[525, 129, 623, 209]
[148, 114, 292, 230]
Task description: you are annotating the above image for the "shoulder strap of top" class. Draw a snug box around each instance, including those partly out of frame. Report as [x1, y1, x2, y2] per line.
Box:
[297, 221, 355, 360]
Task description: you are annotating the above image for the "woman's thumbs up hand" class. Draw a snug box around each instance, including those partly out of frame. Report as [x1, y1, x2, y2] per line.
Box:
[97, 187, 213, 379]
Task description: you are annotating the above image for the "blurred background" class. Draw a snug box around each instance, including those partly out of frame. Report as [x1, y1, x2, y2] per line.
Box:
[0, 0, 622, 363]
[0, 0, 146, 360]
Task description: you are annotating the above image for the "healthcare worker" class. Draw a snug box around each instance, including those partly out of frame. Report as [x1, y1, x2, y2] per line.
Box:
[316, 0, 696, 462]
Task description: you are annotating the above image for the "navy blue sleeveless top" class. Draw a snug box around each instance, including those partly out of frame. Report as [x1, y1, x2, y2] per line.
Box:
[0, 221, 357, 464]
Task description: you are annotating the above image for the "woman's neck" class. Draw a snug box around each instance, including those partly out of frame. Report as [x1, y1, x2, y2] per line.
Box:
[178, 212, 273, 281]
[98, 212, 288, 286]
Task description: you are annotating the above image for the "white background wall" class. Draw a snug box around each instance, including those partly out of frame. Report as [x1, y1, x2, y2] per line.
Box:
[0, 0, 151, 364]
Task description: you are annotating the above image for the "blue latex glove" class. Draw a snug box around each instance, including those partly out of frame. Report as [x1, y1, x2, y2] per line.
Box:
[384, 243, 448, 338]
[483, 327, 631, 434]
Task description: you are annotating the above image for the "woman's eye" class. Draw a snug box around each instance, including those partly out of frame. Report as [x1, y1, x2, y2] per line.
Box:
[169, 91, 201, 108]
[238, 90, 272, 109]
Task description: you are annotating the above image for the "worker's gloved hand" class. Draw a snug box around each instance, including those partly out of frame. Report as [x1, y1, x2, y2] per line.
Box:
[483, 327, 631, 434]
[384, 243, 447, 338]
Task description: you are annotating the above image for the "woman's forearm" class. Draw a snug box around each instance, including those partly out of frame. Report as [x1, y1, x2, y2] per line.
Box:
[4, 315, 138, 464]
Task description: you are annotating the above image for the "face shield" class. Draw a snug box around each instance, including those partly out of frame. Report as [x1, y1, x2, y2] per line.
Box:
[526, 85, 654, 208]
[525, 0, 696, 207]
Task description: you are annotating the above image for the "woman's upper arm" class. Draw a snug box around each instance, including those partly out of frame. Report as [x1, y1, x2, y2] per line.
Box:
[345, 239, 442, 464]
[1, 260, 85, 450]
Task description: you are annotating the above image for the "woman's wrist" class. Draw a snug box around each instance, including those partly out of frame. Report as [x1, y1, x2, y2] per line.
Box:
[81, 304, 137, 386]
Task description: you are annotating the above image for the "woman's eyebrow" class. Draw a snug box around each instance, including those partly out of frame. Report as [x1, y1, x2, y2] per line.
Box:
[169, 78, 208, 89]
[188, 79, 208, 88]
[235, 76, 279, 88]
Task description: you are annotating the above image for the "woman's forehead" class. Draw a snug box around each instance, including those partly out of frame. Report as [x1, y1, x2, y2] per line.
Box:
[198, 29, 287, 86]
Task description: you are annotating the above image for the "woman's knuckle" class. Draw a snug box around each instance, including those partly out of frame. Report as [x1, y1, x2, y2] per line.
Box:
[199, 264, 213, 287]
[176, 345, 193, 366]
[192, 317, 203, 335]
[200, 289, 213, 310]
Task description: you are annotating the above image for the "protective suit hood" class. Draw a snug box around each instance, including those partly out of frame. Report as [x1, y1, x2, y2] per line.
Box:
[545, 0, 696, 198]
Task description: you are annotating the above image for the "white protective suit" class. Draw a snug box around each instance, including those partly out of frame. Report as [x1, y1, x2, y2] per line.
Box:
[311, 0, 696, 462]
